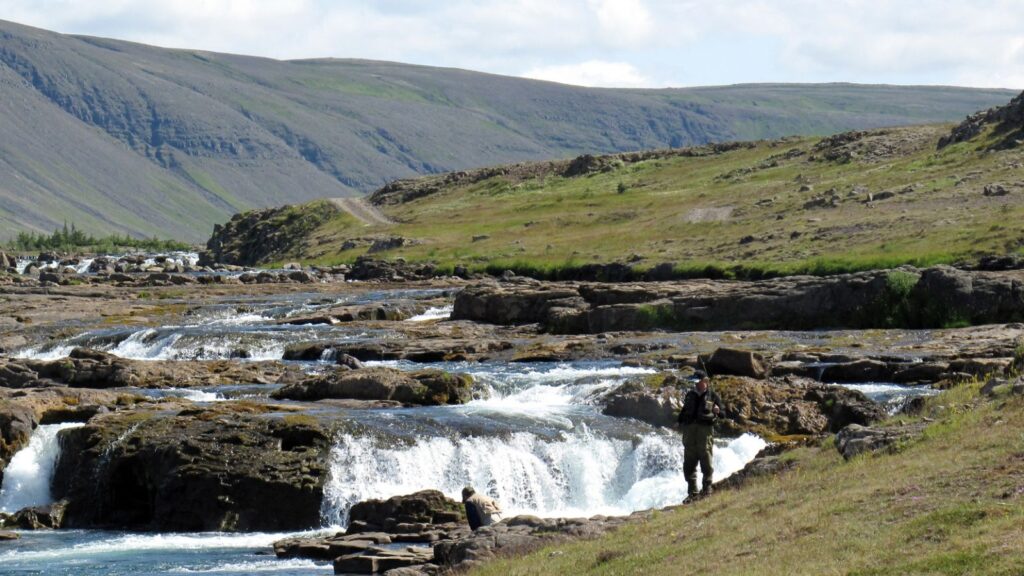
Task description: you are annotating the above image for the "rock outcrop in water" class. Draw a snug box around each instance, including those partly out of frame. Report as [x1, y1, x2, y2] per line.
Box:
[453, 267, 1024, 332]
[52, 404, 330, 531]
[272, 367, 474, 406]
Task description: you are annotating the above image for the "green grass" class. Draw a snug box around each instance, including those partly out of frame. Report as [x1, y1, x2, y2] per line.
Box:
[252, 123, 1024, 278]
[469, 384, 1024, 575]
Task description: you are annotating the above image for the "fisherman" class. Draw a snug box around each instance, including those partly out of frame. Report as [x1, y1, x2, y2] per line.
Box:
[462, 486, 504, 530]
[678, 376, 725, 500]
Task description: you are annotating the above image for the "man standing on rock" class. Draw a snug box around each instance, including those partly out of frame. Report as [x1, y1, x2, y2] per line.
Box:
[678, 376, 725, 500]
[462, 486, 503, 530]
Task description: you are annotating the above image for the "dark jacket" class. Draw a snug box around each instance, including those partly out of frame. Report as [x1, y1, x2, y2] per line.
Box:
[678, 387, 725, 426]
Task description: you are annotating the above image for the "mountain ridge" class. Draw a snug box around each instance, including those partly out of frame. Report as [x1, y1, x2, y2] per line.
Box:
[0, 18, 1016, 241]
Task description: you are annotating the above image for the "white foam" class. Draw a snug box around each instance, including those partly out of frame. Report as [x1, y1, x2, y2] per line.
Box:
[0, 422, 85, 513]
[74, 258, 95, 274]
[15, 344, 75, 360]
[172, 558, 330, 573]
[0, 531, 326, 563]
[173, 389, 227, 402]
[108, 329, 182, 359]
[837, 383, 938, 396]
[406, 305, 453, 322]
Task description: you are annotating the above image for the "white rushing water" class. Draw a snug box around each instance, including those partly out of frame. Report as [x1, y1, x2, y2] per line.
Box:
[0, 531, 327, 563]
[321, 430, 765, 526]
[0, 422, 84, 513]
[320, 362, 765, 526]
[15, 257, 33, 274]
[406, 305, 454, 322]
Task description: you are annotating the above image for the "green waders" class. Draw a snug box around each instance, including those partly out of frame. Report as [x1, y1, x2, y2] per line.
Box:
[683, 422, 714, 498]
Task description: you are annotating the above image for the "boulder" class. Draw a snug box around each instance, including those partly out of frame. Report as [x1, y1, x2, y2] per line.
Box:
[272, 367, 473, 406]
[348, 490, 466, 534]
[892, 362, 948, 383]
[596, 378, 683, 428]
[819, 359, 893, 383]
[705, 348, 769, 379]
[0, 501, 67, 529]
[834, 423, 927, 460]
[713, 376, 886, 437]
[0, 530, 18, 540]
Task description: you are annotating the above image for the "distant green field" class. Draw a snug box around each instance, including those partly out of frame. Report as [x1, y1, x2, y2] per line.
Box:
[263, 121, 1024, 276]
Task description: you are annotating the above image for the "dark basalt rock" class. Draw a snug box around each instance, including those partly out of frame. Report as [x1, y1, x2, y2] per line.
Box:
[51, 407, 330, 531]
[272, 367, 473, 406]
[704, 348, 769, 379]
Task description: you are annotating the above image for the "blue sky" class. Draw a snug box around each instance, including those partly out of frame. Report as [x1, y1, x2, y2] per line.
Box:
[1, 0, 1021, 89]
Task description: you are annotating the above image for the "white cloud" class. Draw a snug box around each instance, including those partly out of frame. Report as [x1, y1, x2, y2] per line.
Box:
[523, 60, 652, 87]
[591, 0, 654, 45]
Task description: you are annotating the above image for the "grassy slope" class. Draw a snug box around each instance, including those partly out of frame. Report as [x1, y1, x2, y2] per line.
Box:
[288, 124, 1024, 275]
[0, 19, 1015, 241]
[472, 384, 1024, 576]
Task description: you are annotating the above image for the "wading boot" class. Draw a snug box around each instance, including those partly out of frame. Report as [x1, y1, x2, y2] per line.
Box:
[701, 483, 714, 498]
[686, 479, 699, 502]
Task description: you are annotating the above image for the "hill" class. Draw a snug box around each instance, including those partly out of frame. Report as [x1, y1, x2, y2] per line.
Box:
[203, 91, 1024, 277]
[0, 19, 1016, 242]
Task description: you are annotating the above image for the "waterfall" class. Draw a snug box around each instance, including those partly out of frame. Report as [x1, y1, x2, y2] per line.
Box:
[320, 430, 765, 527]
[0, 423, 84, 513]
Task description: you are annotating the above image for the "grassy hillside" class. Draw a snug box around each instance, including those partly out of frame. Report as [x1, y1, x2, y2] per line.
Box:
[238, 104, 1024, 276]
[0, 19, 1015, 241]
[472, 382, 1024, 575]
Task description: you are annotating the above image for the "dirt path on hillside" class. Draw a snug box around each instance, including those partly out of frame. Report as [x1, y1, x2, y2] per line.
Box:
[328, 197, 395, 226]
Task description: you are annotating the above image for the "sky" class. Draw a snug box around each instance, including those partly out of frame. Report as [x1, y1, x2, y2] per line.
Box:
[1, 0, 1022, 89]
